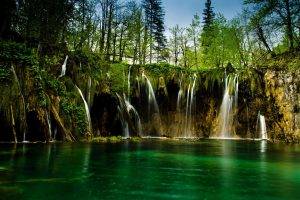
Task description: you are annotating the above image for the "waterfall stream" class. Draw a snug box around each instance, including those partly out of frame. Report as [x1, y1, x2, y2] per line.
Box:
[87, 76, 92, 108]
[257, 112, 268, 140]
[127, 66, 132, 99]
[46, 111, 52, 141]
[177, 76, 183, 112]
[142, 72, 160, 115]
[117, 94, 142, 138]
[184, 75, 197, 137]
[75, 85, 92, 134]
[217, 75, 239, 138]
[11, 65, 26, 142]
[59, 56, 68, 78]
[176, 75, 197, 138]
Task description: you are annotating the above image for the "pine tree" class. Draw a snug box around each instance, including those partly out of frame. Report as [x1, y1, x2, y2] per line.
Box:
[142, 0, 166, 63]
[202, 0, 215, 31]
[0, 0, 16, 39]
[201, 0, 215, 50]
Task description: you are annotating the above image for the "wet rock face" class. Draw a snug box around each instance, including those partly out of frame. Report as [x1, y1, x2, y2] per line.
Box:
[95, 69, 299, 141]
[265, 69, 300, 142]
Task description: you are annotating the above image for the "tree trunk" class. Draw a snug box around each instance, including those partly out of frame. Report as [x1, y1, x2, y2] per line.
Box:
[105, 3, 114, 61]
[285, 0, 294, 50]
[256, 25, 273, 54]
[10, 105, 17, 143]
[51, 105, 76, 142]
[118, 25, 124, 62]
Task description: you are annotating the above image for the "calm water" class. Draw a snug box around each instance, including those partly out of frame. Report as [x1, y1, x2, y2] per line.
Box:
[0, 139, 300, 200]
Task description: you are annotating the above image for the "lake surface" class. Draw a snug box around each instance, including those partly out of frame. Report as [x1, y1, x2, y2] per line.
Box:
[0, 139, 300, 200]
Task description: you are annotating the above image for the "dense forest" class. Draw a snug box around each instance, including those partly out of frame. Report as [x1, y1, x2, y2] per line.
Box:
[0, 0, 299, 142]
[1, 0, 299, 66]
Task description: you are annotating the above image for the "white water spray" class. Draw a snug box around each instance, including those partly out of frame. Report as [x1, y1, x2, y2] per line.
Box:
[117, 94, 142, 138]
[75, 85, 92, 134]
[11, 65, 26, 142]
[59, 55, 68, 78]
[217, 75, 239, 138]
[184, 75, 197, 137]
[257, 112, 267, 140]
[87, 76, 92, 108]
[46, 111, 52, 141]
[142, 72, 160, 114]
[177, 75, 183, 112]
[127, 66, 132, 99]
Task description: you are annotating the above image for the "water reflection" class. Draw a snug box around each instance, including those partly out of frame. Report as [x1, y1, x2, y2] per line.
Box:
[0, 141, 300, 200]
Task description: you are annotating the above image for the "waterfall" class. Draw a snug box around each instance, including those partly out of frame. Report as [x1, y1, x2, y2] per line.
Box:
[59, 55, 68, 78]
[185, 83, 191, 136]
[257, 112, 267, 140]
[54, 127, 57, 141]
[217, 75, 239, 138]
[127, 66, 132, 99]
[177, 76, 183, 112]
[87, 76, 92, 108]
[118, 105, 130, 138]
[11, 65, 26, 142]
[124, 98, 142, 136]
[75, 85, 92, 134]
[46, 111, 53, 141]
[117, 94, 142, 138]
[142, 72, 159, 114]
[184, 75, 197, 137]
[10, 105, 17, 143]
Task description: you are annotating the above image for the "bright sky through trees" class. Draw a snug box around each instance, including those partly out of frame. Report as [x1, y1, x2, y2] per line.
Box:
[163, 0, 243, 30]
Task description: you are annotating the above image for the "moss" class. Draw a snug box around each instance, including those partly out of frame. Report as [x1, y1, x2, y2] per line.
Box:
[91, 136, 124, 143]
[60, 97, 88, 136]
[0, 64, 12, 85]
[130, 137, 142, 142]
[0, 41, 35, 65]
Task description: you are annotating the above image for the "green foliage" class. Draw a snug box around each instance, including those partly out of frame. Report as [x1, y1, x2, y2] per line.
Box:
[109, 63, 128, 94]
[45, 76, 66, 96]
[60, 96, 88, 135]
[200, 15, 247, 68]
[0, 41, 36, 65]
[0, 64, 12, 84]
[144, 63, 182, 76]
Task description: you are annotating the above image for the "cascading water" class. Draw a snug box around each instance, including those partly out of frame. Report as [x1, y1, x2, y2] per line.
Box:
[183, 75, 197, 137]
[142, 72, 162, 136]
[127, 66, 132, 99]
[59, 55, 68, 78]
[87, 76, 92, 108]
[46, 111, 53, 141]
[125, 98, 142, 136]
[142, 72, 160, 115]
[257, 112, 267, 140]
[176, 74, 197, 138]
[177, 76, 183, 112]
[54, 127, 57, 141]
[217, 75, 239, 139]
[11, 65, 27, 142]
[117, 94, 142, 138]
[75, 85, 92, 134]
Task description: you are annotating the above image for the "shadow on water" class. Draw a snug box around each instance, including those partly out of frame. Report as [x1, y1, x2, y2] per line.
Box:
[0, 140, 300, 200]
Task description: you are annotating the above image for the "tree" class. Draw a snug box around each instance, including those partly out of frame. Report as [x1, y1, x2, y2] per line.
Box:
[201, 0, 215, 52]
[202, 0, 215, 32]
[0, 0, 16, 39]
[187, 14, 201, 67]
[142, 0, 166, 63]
[169, 25, 181, 66]
[179, 28, 189, 67]
[245, 0, 300, 51]
[17, 0, 74, 52]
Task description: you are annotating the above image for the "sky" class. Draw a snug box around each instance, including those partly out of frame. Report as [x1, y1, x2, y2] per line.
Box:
[162, 0, 244, 34]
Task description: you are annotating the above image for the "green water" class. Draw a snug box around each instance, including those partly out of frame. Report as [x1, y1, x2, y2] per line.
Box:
[0, 139, 300, 200]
